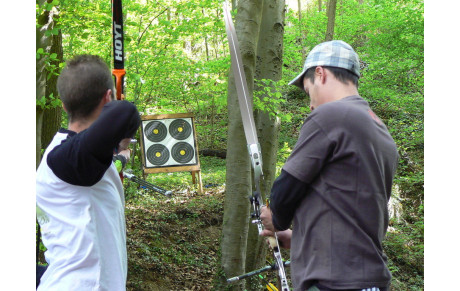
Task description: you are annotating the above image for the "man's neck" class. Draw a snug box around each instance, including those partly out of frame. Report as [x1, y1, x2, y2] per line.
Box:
[68, 120, 91, 133]
[67, 113, 99, 133]
[66, 100, 106, 133]
[328, 82, 359, 102]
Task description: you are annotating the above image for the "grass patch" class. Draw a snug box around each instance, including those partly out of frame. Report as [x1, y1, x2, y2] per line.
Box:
[125, 187, 224, 290]
[124, 155, 226, 290]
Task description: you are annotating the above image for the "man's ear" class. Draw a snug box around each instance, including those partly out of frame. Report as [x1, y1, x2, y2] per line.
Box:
[315, 66, 327, 84]
[102, 89, 113, 105]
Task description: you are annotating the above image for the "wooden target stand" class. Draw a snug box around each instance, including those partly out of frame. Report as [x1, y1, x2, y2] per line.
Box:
[139, 113, 203, 194]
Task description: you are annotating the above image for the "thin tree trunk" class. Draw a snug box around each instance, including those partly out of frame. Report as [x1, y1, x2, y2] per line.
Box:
[210, 95, 216, 149]
[221, 0, 264, 289]
[298, 0, 306, 60]
[203, 9, 210, 62]
[325, 0, 337, 41]
[298, 0, 302, 23]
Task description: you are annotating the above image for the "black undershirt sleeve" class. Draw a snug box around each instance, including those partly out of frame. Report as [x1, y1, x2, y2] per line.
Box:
[47, 101, 140, 186]
[270, 169, 309, 231]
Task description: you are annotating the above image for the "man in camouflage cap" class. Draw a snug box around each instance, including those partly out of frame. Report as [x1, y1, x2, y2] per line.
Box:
[260, 40, 399, 291]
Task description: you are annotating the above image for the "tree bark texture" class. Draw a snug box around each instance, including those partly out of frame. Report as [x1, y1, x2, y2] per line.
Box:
[325, 0, 337, 41]
[36, 0, 63, 166]
[221, 0, 264, 289]
[42, 26, 63, 150]
[297, 0, 306, 60]
[37, 1, 50, 167]
[245, 1, 285, 285]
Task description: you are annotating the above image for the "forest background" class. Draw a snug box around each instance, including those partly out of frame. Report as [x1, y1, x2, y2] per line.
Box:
[2, 0, 456, 289]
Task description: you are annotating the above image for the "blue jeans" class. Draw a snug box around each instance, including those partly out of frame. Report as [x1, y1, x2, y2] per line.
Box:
[36, 264, 48, 289]
[307, 284, 388, 291]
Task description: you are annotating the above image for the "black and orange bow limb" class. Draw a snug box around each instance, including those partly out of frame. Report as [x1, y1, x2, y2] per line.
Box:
[112, 0, 125, 101]
[112, 0, 126, 182]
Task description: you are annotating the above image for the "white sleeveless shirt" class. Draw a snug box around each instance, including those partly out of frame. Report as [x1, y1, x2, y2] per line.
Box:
[36, 131, 127, 290]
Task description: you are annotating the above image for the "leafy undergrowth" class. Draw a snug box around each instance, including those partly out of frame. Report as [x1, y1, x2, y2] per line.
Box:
[123, 185, 423, 291]
[383, 204, 424, 291]
[125, 184, 225, 291]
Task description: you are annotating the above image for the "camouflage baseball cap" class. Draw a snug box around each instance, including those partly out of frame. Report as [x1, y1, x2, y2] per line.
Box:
[289, 40, 360, 89]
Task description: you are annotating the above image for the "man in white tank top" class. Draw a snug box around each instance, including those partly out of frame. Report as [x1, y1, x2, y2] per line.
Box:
[36, 55, 140, 291]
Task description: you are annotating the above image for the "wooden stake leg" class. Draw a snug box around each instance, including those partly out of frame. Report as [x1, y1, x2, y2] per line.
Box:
[191, 170, 203, 194]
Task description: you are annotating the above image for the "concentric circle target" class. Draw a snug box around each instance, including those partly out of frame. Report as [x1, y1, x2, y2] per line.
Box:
[146, 144, 170, 166]
[171, 142, 194, 164]
[169, 119, 192, 140]
[144, 121, 167, 142]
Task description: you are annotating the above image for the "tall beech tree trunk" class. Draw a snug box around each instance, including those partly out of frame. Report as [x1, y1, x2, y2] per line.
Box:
[36, 0, 62, 167]
[221, 1, 286, 290]
[36, 0, 63, 266]
[42, 28, 63, 150]
[325, 0, 337, 41]
[232, 0, 237, 10]
[221, 0, 264, 289]
[36, 1, 50, 168]
[245, 1, 285, 289]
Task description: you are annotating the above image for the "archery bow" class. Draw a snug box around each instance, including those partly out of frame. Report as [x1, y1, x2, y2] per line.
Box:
[222, 2, 289, 290]
[112, 0, 125, 101]
[111, 0, 127, 182]
[227, 260, 291, 283]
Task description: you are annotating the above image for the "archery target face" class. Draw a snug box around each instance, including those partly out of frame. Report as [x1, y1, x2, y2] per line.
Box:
[142, 117, 197, 168]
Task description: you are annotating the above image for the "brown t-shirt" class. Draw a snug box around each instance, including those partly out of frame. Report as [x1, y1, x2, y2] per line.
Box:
[272, 95, 398, 290]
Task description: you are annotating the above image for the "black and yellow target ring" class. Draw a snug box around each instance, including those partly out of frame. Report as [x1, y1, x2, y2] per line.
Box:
[144, 121, 167, 142]
[169, 119, 192, 140]
[171, 142, 194, 164]
[146, 144, 170, 166]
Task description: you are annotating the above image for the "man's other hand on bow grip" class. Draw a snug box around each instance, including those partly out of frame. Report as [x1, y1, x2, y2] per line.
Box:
[260, 205, 292, 249]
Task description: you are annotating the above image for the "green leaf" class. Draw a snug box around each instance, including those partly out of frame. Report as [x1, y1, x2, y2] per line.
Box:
[51, 98, 62, 108]
[36, 48, 45, 59]
[36, 96, 47, 109]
